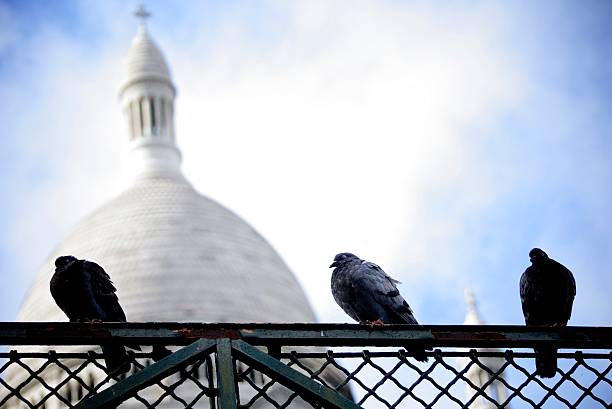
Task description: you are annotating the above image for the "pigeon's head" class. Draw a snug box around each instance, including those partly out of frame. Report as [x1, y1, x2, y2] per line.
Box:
[55, 255, 78, 269]
[329, 252, 359, 268]
[529, 248, 548, 264]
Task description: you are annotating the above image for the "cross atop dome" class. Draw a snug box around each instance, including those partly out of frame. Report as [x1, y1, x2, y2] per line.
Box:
[134, 4, 151, 26]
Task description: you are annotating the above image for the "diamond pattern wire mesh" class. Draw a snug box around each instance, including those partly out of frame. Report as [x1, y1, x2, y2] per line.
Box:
[1, 349, 611, 408]
[234, 349, 612, 408]
[0, 324, 611, 408]
[0, 350, 218, 408]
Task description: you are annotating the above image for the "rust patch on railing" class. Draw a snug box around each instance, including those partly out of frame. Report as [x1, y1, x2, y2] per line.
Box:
[174, 327, 242, 339]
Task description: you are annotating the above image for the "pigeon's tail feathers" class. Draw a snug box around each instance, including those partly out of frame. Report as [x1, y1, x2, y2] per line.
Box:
[399, 313, 419, 325]
[409, 347, 429, 363]
[102, 344, 130, 375]
[534, 347, 557, 378]
[391, 300, 419, 325]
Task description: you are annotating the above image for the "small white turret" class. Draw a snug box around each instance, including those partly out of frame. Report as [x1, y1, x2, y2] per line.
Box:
[460, 289, 509, 409]
[119, 5, 182, 180]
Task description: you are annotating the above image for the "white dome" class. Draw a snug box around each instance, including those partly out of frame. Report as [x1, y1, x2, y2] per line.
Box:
[18, 175, 316, 323]
[122, 26, 172, 90]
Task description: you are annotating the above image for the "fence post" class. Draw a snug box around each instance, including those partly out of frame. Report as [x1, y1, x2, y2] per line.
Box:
[216, 338, 237, 409]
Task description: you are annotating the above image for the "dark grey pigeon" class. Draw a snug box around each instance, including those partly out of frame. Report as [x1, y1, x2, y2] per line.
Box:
[50, 255, 133, 375]
[330, 252, 429, 362]
[520, 248, 576, 378]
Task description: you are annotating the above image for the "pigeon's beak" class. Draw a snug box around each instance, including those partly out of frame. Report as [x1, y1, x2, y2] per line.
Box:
[329, 261, 338, 268]
[58, 259, 77, 270]
[530, 256, 536, 263]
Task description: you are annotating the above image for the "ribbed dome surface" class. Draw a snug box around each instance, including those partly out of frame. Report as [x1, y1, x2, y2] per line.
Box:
[18, 176, 316, 323]
[123, 26, 172, 87]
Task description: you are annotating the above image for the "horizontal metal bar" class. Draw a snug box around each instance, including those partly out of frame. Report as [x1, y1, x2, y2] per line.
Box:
[0, 322, 611, 348]
[277, 350, 612, 359]
[0, 322, 243, 345]
[2, 350, 609, 360]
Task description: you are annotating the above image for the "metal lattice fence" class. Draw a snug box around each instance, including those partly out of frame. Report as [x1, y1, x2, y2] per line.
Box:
[0, 323, 610, 408]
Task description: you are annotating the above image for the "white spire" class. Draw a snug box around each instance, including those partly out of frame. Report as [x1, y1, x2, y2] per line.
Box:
[463, 288, 484, 325]
[119, 6, 183, 181]
[459, 289, 510, 408]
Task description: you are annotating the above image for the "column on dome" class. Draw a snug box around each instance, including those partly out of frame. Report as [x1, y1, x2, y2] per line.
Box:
[131, 99, 140, 139]
[154, 96, 161, 135]
[160, 97, 167, 130]
[141, 96, 151, 136]
[168, 99, 175, 140]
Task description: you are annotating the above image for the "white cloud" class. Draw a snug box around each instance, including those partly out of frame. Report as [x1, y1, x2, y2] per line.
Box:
[168, 2, 525, 320]
[5, 1, 609, 328]
[1, 1, 525, 319]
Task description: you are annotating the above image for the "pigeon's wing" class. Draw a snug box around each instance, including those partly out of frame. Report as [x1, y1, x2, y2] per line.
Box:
[563, 266, 576, 321]
[331, 270, 362, 322]
[50, 263, 78, 320]
[84, 261, 127, 322]
[519, 269, 534, 324]
[362, 261, 401, 284]
[50, 269, 66, 311]
[353, 262, 419, 325]
[552, 260, 576, 322]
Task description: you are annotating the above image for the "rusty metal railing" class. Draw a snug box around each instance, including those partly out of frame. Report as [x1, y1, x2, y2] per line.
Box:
[0, 323, 610, 408]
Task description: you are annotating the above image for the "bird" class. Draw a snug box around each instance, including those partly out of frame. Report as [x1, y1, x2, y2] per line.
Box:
[330, 252, 429, 362]
[519, 248, 576, 378]
[50, 255, 134, 375]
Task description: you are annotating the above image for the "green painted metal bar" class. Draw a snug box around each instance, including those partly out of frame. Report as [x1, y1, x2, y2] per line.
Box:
[0, 322, 242, 345]
[0, 322, 611, 348]
[74, 339, 216, 409]
[237, 326, 612, 348]
[215, 338, 237, 409]
[239, 327, 435, 347]
[231, 339, 361, 409]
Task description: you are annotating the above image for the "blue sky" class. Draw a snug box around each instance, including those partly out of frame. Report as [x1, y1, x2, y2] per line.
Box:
[0, 0, 611, 332]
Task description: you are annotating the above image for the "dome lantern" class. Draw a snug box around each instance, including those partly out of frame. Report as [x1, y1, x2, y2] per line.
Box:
[119, 5, 181, 181]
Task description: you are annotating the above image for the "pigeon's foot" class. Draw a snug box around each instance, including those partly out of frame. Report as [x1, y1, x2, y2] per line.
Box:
[359, 319, 385, 327]
[86, 319, 103, 323]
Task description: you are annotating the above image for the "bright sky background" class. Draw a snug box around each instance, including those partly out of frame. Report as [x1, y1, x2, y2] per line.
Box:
[1, 0, 611, 332]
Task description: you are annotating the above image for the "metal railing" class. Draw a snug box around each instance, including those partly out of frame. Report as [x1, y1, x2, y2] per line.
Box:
[0, 323, 610, 408]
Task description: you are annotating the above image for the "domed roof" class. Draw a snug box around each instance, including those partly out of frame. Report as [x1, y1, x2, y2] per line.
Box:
[122, 25, 172, 89]
[18, 175, 316, 323]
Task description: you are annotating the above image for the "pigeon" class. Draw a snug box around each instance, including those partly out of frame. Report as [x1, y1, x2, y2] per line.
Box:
[519, 248, 576, 378]
[50, 255, 134, 375]
[330, 252, 429, 362]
